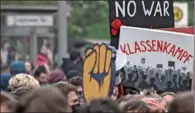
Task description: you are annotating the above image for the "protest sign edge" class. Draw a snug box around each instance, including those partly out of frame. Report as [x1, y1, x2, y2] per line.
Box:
[121, 26, 194, 37]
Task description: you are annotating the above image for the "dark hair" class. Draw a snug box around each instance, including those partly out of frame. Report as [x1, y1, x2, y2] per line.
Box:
[70, 50, 81, 61]
[168, 92, 194, 113]
[80, 98, 121, 113]
[25, 60, 34, 71]
[53, 81, 77, 98]
[123, 99, 150, 113]
[67, 69, 82, 79]
[68, 76, 83, 87]
[150, 78, 155, 83]
[1, 91, 17, 112]
[167, 81, 172, 87]
[34, 65, 46, 77]
[15, 86, 69, 113]
[142, 74, 147, 80]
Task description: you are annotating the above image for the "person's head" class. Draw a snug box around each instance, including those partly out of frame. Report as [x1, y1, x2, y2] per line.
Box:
[80, 98, 121, 113]
[167, 81, 172, 88]
[8, 73, 40, 99]
[24, 61, 33, 74]
[176, 69, 181, 74]
[15, 86, 70, 113]
[46, 40, 52, 49]
[155, 73, 159, 78]
[133, 65, 137, 70]
[48, 68, 66, 84]
[1, 91, 17, 112]
[141, 74, 147, 81]
[123, 99, 150, 113]
[186, 74, 191, 80]
[68, 76, 83, 92]
[161, 92, 176, 109]
[34, 65, 48, 85]
[141, 58, 146, 64]
[67, 69, 82, 79]
[140, 71, 144, 76]
[168, 92, 194, 113]
[70, 50, 82, 64]
[149, 78, 155, 84]
[10, 61, 25, 76]
[53, 81, 79, 111]
[173, 74, 177, 80]
[179, 76, 182, 80]
[128, 73, 133, 80]
[186, 72, 191, 77]
[68, 76, 84, 103]
[160, 75, 165, 81]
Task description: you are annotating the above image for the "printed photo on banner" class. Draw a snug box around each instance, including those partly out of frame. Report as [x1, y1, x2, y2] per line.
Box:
[119, 26, 194, 72]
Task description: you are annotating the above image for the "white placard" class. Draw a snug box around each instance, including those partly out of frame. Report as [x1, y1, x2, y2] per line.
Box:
[174, 2, 188, 27]
[119, 26, 194, 72]
[6, 15, 54, 26]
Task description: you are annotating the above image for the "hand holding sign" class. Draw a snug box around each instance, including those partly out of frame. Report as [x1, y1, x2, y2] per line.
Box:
[83, 44, 114, 103]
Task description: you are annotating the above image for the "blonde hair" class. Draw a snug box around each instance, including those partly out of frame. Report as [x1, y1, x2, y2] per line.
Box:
[9, 73, 40, 91]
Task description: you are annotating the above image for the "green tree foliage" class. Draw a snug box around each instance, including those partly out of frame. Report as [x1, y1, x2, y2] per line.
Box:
[1, 0, 194, 39]
[67, 1, 109, 39]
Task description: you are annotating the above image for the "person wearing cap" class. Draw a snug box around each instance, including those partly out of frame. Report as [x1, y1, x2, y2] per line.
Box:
[61, 50, 83, 75]
[48, 68, 66, 84]
[10, 61, 26, 76]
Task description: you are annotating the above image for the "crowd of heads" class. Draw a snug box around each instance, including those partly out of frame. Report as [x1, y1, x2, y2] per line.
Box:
[122, 64, 192, 93]
[1, 85, 194, 113]
[1, 43, 194, 113]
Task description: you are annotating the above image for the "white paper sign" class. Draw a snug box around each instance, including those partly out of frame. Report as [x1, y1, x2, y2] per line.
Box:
[119, 26, 194, 72]
[174, 2, 188, 27]
[6, 15, 54, 26]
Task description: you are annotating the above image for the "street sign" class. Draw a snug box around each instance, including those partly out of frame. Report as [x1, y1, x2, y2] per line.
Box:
[6, 15, 54, 27]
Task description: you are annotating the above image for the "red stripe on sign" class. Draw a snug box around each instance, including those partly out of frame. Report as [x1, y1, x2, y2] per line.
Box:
[160, 27, 194, 35]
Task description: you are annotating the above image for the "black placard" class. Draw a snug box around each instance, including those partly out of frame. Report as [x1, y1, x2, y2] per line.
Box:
[108, 0, 174, 49]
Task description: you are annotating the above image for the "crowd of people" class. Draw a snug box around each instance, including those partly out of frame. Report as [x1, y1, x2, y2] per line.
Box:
[0, 42, 194, 113]
[122, 64, 192, 93]
[0, 72, 194, 113]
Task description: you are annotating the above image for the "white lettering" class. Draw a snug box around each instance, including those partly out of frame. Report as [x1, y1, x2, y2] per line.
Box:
[127, 1, 136, 17]
[142, 1, 154, 16]
[115, 1, 125, 17]
[154, 1, 162, 16]
[164, 1, 170, 16]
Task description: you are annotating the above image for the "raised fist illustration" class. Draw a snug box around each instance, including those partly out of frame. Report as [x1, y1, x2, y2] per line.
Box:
[83, 44, 114, 103]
